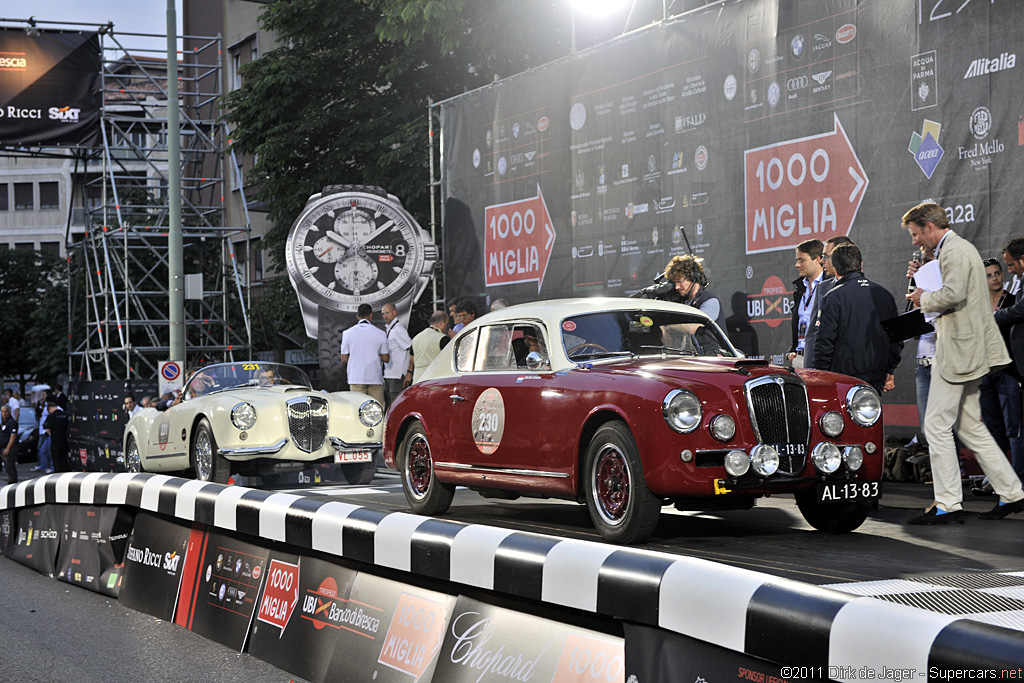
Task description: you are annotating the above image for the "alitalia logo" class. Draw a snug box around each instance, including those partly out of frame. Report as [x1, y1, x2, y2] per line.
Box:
[964, 52, 1016, 79]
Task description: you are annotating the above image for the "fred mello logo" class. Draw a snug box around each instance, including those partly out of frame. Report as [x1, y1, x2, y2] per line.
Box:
[964, 51, 1016, 79]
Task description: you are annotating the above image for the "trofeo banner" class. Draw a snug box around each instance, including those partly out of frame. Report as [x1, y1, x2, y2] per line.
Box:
[6, 505, 61, 576]
[55, 504, 135, 597]
[247, 553, 359, 683]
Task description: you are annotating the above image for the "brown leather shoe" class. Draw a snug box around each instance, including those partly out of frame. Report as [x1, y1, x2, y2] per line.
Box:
[977, 499, 1024, 520]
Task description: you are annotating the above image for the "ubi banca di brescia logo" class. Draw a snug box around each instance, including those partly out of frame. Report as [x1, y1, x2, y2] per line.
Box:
[909, 119, 943, 179]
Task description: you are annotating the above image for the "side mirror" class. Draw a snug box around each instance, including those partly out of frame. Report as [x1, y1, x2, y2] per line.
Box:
[525, 351, 546, 370]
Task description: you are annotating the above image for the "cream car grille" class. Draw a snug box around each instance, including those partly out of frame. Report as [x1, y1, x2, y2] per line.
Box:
[745, 375, 810, 475]
[286, 396, 329, 452]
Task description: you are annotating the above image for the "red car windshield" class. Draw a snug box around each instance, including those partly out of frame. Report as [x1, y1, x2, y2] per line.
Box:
[561, 310, 737, 361]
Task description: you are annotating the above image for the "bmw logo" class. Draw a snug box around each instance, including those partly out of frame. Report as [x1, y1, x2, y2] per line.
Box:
[791, 34, 805, 59]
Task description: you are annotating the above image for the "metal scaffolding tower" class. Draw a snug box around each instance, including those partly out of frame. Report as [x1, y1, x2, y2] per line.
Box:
[0, 20, 252, 381]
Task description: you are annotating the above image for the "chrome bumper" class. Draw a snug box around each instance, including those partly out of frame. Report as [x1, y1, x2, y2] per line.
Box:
[330, 436, 382, 451]
[219, 438, 289, 457]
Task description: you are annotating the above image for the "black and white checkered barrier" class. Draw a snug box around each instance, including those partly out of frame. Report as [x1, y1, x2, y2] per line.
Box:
[3, 472, 1022, 677]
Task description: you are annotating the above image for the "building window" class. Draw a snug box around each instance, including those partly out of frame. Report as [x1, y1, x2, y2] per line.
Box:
[40, 242, 61, 256]
[14, 242, 34, 251]
[251, 42, 259, 63]
[0, 183, 8, 211]
[14, 183, 33, 211]
[231, 51, 241, 91]
[252, 238, 264, 282]
[40, 182, 60, 210]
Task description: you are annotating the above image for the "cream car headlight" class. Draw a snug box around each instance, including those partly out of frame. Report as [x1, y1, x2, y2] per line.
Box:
[359, 400, 384, 427]
[663, 389, 702, 433]
[710, 415, 736, 442]
[819, 411, 844, 437]
[750, 444, 779, 477]
[846, 385, 881, 427]
[231, 402, 257, 430]
[812, 442, 842, 474]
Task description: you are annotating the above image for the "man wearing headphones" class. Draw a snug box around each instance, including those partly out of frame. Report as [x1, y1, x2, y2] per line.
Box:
[664, 254, 725, 330]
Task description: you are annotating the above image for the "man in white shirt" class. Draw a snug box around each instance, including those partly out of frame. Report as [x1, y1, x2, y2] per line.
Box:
[340, 303, 390, 406]
[123, 394, 142, 419]
[381, 302, 414, 408]
[412, 311, 450, 383]
[4, 389, 19, 422]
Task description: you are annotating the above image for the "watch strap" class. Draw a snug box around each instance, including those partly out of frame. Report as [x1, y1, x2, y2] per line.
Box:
[321, 184, 388, 199]
[318, 307, 356, 392]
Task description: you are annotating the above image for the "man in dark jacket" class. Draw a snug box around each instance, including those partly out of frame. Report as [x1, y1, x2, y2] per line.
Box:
[812, 243, 903, 393]
[44, 399, 70, 473]
[996, 238, 1024, 377]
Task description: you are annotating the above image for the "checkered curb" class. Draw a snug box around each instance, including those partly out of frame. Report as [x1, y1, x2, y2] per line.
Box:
[4, 472, 1022, 676]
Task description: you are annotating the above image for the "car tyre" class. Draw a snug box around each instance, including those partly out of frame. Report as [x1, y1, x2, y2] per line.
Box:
[399, 422, 454, 515]
[125, 436, 144, 474]
[794, 489, 870, 533]
[584, 422, 661, 544]
[342, 461, 376, 485]
[192, 418, 230, 484]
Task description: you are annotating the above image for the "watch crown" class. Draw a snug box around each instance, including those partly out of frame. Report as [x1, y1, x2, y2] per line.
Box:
[423, 243, 439, 262]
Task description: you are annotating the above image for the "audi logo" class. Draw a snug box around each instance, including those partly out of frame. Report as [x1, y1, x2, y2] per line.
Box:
[787, 76, 808, 90]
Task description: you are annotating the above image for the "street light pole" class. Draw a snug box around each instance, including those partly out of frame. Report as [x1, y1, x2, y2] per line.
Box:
[167, 0, 184, 364]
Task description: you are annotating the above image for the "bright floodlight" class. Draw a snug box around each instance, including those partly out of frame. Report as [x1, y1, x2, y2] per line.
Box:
[571, 0, 630, 16]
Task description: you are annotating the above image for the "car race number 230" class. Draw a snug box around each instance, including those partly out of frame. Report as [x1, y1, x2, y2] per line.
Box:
[472, 388, 505, 454]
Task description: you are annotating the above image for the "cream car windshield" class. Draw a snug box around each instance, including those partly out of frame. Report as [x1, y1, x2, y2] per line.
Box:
[182, 362, 313, 398]
[562, 310, 738, 361]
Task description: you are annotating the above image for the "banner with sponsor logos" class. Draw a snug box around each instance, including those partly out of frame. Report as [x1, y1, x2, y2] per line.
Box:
[173, 526, 269, 651]
[623, 621, 791, 683]
[119, 512, 191, 619]
[324, 570, 455, 683]
[430, 594, 625, 683]
[247, 553, 358, 682]
[55, 504, 134, 597]
[440, 0, 1024, 412]
[6, 505, 61, 575]
[69, 379, 159, 472]
[0, 29, 101, 147]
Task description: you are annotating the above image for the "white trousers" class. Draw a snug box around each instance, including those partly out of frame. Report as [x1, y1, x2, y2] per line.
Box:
[924, 371, 1024, 511]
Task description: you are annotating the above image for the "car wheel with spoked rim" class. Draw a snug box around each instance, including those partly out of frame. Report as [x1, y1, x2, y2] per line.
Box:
[399, 421, 454, 515]
[192, 418, 229, 483]
[125, 436, 143, 474]
[583, 421, 661, 544]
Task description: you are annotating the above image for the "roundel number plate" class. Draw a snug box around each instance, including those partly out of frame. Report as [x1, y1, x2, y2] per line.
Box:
[472, 388, 505, 454]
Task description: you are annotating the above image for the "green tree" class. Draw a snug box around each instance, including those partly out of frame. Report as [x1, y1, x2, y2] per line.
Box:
[0, 249, 67, 386]
[222, 0, 470, 268]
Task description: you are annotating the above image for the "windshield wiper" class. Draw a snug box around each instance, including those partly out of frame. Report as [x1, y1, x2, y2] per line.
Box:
[571, 350, 635, 361]
[639, 345, 698, 357]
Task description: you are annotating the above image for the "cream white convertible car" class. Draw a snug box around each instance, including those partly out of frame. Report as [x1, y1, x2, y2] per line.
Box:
[123, 362, 384, 484]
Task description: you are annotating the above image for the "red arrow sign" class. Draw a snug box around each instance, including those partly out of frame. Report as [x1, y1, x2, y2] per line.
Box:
[256, 558, 299, 637]
[744, 113, 868, 254]
[484, 184, 556, 292]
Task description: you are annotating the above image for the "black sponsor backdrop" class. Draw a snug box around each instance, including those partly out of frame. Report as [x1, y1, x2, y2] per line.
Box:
[431, 595, 625, 683]
[69, 379, 158, 472]
[119, 512, 191, 619]
[56, 504, 134, 597]
[0, 509, 15, 557]
[325, 570, 455, 683]
[6, 505, 61, 576]
[248, 553, 358, 683]
[0, 29, 101, 147]
[440, 0, 1024, 409]
[173, 527, 269, 652]
[623, 621, 795, 683]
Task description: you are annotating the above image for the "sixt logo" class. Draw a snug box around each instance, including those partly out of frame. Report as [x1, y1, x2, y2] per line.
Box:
[48, 106, 81, 122]
[964, 52, 1016, 79]
[909, 119, 944, 179]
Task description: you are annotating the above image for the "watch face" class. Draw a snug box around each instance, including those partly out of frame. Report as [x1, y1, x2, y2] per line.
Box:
[286, 192, 425, 307]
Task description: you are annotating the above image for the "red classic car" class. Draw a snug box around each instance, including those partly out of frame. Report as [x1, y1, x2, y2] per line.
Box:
[383, 298, 884, 544]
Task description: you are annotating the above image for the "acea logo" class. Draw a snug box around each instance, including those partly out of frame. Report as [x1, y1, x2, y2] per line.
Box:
[748, 276, 793, 327]
[909, 119, 944, 179]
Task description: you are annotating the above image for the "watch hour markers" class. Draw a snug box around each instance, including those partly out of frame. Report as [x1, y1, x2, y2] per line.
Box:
[377, 281, 385, 289]
[303, 245, 313, 252]
[327, 210, 335, 218]
[392, 266, 402, 274]
[328, 281, 336, 290]
[310, 266, 319, 274]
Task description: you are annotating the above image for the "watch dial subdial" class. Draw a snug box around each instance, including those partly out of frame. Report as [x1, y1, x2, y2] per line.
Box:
[334, 255, 379, 295]
[335, 210, 375, 246]
[312, 236, 345, 263]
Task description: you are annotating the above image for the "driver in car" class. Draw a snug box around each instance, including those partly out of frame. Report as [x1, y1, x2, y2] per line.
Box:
[188, 370, 214, 399]
[257, 367, 277, 387]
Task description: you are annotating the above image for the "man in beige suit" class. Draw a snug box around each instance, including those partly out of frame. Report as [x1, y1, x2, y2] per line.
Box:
[904, 202, 1024, 524]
